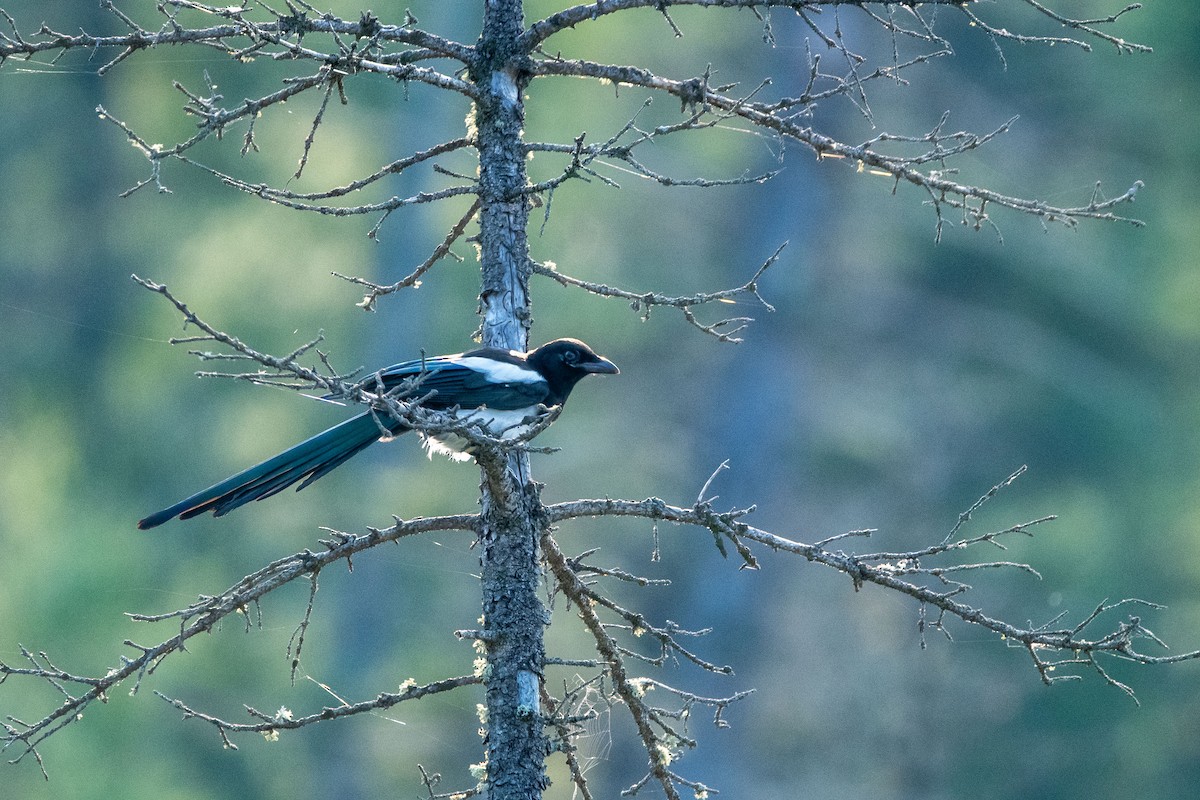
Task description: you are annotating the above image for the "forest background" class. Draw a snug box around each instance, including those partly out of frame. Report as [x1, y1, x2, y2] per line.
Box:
[1, 2, 1198, 799]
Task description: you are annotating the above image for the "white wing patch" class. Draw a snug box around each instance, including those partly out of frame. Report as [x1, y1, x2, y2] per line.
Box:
[453, 356, 543, 384]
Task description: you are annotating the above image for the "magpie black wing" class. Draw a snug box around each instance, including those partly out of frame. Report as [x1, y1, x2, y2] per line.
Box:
[373, 350, 550, 411]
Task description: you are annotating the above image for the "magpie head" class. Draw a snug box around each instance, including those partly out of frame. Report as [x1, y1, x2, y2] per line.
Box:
[527, 338, 618, 404]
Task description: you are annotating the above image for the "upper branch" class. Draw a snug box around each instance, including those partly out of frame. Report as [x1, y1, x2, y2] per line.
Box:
[531, 57, 1146, 235]
[521, 0, 1149, 54]
[0, 3, 476, 80]
[1, 4, 483, 236]
[523, 0, 960, 50]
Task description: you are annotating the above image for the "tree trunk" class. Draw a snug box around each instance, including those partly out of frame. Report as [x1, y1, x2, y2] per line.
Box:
[471, 2, 548, 799]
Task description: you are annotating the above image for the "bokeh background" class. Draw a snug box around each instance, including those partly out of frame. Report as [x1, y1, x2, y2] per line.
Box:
[2, 2, 1198, 798]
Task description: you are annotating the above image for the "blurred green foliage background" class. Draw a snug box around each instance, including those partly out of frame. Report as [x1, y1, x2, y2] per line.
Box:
[2, 2, 1198, 798]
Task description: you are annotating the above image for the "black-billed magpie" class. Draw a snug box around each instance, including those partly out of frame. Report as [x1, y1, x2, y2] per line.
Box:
[137, 338, 617, 529]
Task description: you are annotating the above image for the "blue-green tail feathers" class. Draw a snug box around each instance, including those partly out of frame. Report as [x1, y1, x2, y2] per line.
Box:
[137, 412, 401, 529]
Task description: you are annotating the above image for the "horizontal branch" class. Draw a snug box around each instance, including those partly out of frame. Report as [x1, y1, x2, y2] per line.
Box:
[531, 242, 782, 343]
[7, 464, 1190, 772]
[969, 0, 1149, 55]
[5, 5, 478, 228]
[542, 494, 1200, 671]
[0, 2, 476, 80]
[106, 101, 479, 219]
[271, 138, 476, 204]
[523, 0, 973, 50]
[531, 57, 1146, 235]
[524, 93, 780, 197]
[174, 153, 479, 217]
[155, 673, 481, 749]
[522, 0, 1149, 55]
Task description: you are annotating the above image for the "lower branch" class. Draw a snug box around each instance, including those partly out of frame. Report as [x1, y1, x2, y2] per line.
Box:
[8, 465, 1192, 787]
[156, 673, 481, 748]
[542, 486, 1200, 674]
[1, 515, 476, 774]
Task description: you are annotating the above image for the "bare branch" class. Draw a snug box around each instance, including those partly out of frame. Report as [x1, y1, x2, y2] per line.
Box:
[542, 482, 1200, 677]
[1, 3, 477, 76]
[531, 57, 1146, 234]
[334, 198, 481, 308]
[526, 0, 942, 50]
[522, 0, 1148, 54]
[969, 0, 1151, 55]
[1, 516, 477, 769]
[524, 84, 781, 200]
[130, 274, 569, 459]
[155, 673, 480, 744]
[532, 243, 782, 343]
[130, 274, 344, 392]
[544, 533, 684, 800]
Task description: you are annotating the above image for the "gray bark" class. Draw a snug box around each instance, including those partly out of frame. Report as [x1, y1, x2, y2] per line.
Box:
[471, 3, 549, 799]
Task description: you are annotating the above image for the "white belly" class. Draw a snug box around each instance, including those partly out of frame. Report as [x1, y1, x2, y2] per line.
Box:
[421, 407, 537, 461]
